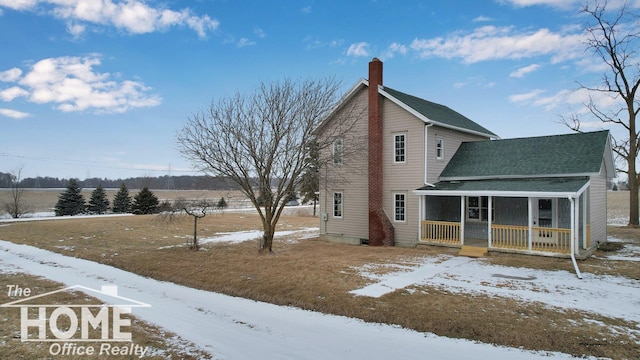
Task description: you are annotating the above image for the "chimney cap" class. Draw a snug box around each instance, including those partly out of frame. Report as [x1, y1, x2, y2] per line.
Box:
[371, 57, 381, 62]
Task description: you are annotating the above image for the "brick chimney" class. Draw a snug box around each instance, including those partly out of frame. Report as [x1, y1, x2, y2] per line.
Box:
[368, 58, 395, 246]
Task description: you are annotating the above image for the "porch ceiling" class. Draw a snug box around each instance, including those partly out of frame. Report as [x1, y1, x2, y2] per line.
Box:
[415, 177, 589, 197]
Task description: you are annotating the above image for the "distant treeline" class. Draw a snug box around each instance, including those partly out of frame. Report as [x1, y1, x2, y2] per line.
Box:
[0, 173, 242, 190]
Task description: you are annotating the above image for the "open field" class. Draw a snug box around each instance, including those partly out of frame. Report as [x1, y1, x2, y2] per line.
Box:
[0, 189, 252, 214]
[0, 190, 638, 358]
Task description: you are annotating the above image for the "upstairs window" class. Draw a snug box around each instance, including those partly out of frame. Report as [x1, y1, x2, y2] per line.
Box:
[333, 138, 343, 165]
[394, 134, 406, 163]
[436, 137, 444, 160]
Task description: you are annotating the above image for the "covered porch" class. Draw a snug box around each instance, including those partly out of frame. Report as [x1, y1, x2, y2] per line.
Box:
[414, 177, 592, 259]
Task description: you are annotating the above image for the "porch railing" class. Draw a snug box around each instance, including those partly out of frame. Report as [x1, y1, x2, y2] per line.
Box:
[421, 220, 460, 245]
[531, 227, 571, 253]
[491, 224, 528, 249]
[492, 224, 570, 253]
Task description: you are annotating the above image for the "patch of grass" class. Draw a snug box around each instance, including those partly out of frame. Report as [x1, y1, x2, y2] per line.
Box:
[1, 211, 640, 358]
[0, 272, 211, 359]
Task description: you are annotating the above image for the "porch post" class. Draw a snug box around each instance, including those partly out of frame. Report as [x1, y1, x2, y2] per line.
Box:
[582, 192, 588, 249]
[418, 195, 423, 242]
[487, 196, 493, 248]
[527, 197, 533, 251]
[460, 196, 465, 246]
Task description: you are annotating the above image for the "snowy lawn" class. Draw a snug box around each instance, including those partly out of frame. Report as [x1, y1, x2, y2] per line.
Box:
[0, 210, 639, 358]
[0, 239, 590, 360]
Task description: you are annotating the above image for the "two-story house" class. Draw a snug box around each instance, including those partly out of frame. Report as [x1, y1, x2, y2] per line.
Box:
[315, 58, 614, 272]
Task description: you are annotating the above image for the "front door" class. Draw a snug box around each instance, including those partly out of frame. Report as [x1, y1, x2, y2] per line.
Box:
[533, 198, 556, 242]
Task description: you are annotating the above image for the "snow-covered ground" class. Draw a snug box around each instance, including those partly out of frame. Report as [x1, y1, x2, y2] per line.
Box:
[1, 227, 639, 359]
[0, 239, 578, 360]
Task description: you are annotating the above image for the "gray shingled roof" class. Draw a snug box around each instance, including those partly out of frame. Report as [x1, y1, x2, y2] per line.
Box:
[381, 86, 497, 137]
[439, 130, 610, 180]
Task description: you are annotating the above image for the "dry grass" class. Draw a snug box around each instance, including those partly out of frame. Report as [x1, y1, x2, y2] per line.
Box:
[0, 190, 639, 358]
[0, 272, 211, 359]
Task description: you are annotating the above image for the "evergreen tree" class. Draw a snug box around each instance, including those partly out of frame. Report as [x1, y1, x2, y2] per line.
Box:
[132, 187, 159, 214]
[299, 139, 319, 205]
[112, 183, 132, 213]
[216, 196, 228, 209]
[88, 184, 110, 214]
[54, 179, 86, 216]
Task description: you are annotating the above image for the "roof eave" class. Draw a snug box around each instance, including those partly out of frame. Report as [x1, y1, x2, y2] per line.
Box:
[413, 189, 581, 198]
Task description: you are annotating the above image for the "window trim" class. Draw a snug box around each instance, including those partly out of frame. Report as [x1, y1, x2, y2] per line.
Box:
[394, 192, 406, 222]
[436, 137, 444, 160]
[466, 196, 492, 222]
[333, 192, 343, 218]
[393, 133, 406, 164]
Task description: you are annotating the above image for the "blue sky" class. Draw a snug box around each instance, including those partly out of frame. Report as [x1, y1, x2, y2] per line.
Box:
[0, 0, 636, 180]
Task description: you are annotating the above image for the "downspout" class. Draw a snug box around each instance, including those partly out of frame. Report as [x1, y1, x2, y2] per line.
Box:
[569, 196, 583, 279]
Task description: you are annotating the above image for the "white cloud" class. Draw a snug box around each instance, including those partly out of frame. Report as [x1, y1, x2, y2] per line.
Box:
[3, 55, 161, 113]
[254, 27, 266, 38]
[510, 64, 541, 78]
[0, 0, 219, 38]
[472, 15, 492, 22]
[346, 42, 370, 57]
[382, 42, 408, 59]
[0, 0, 37, 10]
[409, 25, 586, 64]
[0, 108, 30, 119]
[301, 6, 311, 14]
[237, 38, 255, 48]
[0, 86, 28, 101]
[509, 89, 545, 103]
[0, 67, 22, 82]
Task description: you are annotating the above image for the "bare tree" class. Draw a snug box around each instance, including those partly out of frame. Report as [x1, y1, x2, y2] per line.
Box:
[159, 198, 213, 250]
[562, 0, 640, 226]
[3, 166, 30, 219]
[177, 77, 364, 252]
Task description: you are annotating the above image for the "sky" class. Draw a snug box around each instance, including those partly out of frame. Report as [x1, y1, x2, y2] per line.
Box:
[0, 227, 638, 358]
[1, 0, 639, 180]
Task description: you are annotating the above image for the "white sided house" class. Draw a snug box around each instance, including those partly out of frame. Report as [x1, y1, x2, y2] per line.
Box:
[316, 58, 615, 272]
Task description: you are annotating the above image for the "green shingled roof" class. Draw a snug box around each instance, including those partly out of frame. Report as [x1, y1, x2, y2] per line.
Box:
[439, 130, 610, 179]
[381, 86, 497, 137]
[417, 177, 589, 194]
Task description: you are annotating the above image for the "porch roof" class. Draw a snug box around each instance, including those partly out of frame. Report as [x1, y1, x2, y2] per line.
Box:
[414, 177, 589, 197]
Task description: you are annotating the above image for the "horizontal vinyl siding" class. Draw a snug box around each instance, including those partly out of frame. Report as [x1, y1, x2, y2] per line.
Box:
[382, 98, 425, 246]
[319, 88, 369, 242]
[427, 126, 488, 184]
[589, 161, 608, 246]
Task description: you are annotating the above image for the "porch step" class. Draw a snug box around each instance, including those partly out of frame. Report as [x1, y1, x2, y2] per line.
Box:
[458, 245, 488, 258]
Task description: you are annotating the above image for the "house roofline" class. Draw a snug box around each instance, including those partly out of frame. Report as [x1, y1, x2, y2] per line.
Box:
[313, 78, 368, 135]
[378, 87, 499, 140]
[439, 173, 600, 182]
[413, 189, 583, 198]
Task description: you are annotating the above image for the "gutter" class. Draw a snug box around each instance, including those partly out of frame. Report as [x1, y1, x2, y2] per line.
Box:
[568, 196, 583, 279]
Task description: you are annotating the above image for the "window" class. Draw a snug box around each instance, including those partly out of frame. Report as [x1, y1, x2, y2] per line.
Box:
[436, 137, 444, 160]
[394, 134, 406, 163]
[333, 138, 343, 165]
[333, 192, 343, 218]
[394, 193, 406, 222]
[467, 196, 491, 221]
